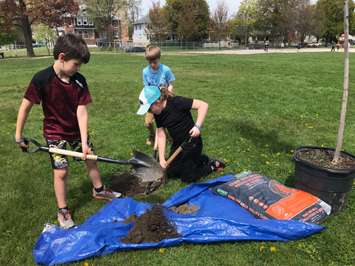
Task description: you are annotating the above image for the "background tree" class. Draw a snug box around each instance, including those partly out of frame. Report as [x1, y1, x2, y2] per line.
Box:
[333, 0, 350, 163]
[165, 0, 209, 41]
[233, 0, 258, 44]
[33, 24, 56, 55]
[29, 0, 79, 36]
[254, 0, 297, 43]
[294, 0, 313, 43]
[315, 0, 355, 43]
[209, 1, 230, 45]
[85, 0, 126, 47]
[0, 0, 78, 57]
[0, 12, 16, 45]
[0, 0, 35, 56]
[147, 2, 169, 42]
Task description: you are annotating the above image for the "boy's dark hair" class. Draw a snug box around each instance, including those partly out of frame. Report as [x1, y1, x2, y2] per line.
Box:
[53, 33, 90, 64]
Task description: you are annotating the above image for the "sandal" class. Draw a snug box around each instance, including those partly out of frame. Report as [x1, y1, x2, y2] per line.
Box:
[209, 159, 226, 172]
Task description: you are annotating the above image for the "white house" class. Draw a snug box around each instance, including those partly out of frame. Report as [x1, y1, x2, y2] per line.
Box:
[132, 15, 150, 46]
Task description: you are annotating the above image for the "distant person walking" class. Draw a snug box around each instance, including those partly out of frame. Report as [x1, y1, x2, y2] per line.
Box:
[264, 40, 269, 52]
[331, 41, 336, 52]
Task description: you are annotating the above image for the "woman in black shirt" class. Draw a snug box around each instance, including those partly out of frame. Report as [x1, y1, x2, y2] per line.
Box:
[137, 85, 225, 182]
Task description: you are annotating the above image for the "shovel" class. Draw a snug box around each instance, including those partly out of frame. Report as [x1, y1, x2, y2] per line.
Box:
[133, 138, 193, 182]
[24, 138, 153, 168]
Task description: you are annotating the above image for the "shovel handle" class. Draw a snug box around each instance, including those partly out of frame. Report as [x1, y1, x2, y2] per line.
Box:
[153, 128, 158, 160]
[27, 139, 147, 166]
[48, 148, 98, 161]
[166, 146, 183, 167]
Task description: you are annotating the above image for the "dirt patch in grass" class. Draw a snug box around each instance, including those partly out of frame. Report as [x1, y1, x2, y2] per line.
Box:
[109, 172, 147, 196]
[122, 205, 180, 244]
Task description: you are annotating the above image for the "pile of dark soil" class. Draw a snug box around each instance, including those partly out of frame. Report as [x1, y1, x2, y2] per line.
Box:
[122, 205, 180, 244]
[170, 204, 199, 214]
[298, 149, 355, 170]
[109, 172, 146, 196]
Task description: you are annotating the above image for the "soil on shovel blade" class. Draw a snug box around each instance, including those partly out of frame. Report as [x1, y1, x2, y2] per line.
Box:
[122, 205, 180, 244]
[298, 149, 355, 170]
[171, 204, 199, 214]
[109, 172, 147, 196]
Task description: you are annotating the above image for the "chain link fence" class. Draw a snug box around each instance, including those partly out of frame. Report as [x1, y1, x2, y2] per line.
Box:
[1, 39, 346, 58]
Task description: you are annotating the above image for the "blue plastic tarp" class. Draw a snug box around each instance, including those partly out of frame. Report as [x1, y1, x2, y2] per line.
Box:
[33, 174, 324, 265]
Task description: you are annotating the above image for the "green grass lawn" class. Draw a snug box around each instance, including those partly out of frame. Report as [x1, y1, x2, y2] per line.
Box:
[1, 47, 53, 58]
[0, 52, 354, 265]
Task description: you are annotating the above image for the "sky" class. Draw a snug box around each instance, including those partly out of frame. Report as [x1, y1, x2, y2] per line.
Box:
[140, 0, 241, 18]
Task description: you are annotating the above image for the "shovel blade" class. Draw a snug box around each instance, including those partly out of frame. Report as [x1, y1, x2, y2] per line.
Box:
[132, 151, 158, 167]
[132, 151, 164, 182]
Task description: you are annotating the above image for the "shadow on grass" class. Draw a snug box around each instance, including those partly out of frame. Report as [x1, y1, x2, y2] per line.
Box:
[0, 55, 52, 60]
[227, 120, 295, 153]
[68, 178, 93, 214]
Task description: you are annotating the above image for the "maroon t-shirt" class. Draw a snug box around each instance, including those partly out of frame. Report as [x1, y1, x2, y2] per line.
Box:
[24, 66, 92, 140]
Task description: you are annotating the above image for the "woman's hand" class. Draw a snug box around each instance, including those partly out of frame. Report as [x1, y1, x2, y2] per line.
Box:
[159, 159, 167, 169]
[189, 125, 201, 137]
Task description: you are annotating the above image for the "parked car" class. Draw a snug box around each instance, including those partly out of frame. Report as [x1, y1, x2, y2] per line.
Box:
[306, 42, 322, 48]
[124, 46, 145, 53]
[248, 41, 265, 49]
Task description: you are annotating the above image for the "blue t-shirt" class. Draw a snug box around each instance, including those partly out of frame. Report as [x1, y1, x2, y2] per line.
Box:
[143, 64, 175, 87]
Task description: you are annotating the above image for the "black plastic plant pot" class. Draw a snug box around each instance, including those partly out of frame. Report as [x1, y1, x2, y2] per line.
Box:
[293, 146, 355, 214]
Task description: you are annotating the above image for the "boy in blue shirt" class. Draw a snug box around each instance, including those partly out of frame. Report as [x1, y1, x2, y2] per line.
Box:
[142, 45, 175, 145]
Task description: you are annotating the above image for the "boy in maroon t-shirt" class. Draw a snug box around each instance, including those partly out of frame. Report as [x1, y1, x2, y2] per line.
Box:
[15, 34, 121, 229]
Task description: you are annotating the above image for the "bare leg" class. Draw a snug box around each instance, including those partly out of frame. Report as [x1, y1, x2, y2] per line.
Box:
[86, 160, 103, 189]
[145, 113, 155, 145]
[53, 168, 69, 209]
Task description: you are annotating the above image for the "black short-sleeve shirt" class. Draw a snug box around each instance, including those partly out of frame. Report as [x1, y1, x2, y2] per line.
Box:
[154, 96, 194, 146]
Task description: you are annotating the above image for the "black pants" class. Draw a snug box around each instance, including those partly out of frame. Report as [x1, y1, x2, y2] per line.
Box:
[167, 137, 212, 183]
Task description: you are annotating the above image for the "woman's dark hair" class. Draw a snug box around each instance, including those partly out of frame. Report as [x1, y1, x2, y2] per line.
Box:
[53, 33, 90, 64]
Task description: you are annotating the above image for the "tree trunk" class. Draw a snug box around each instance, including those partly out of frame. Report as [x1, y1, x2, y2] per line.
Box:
[107, 23, 114, 49]
[21, 16, 35, 57]
[19, 0, 35, 57]
[333, 0, 350, 163]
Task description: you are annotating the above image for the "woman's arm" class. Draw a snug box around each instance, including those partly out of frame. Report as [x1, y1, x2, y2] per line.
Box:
[167, 83, 174, 94]
[157, 127, 167, 168]
[189, 99, 208, 137]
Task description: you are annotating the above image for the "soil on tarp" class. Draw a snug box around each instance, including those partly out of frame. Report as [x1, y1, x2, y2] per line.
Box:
[124, 214, 138, 224]
[122, 205, 180, 244]
[170, 204, 199, 214]
[109, 172, 146, 196]
[298, 148, 355, 170]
